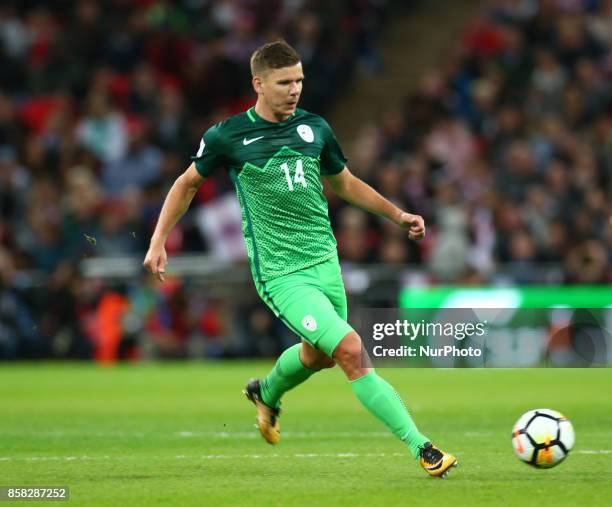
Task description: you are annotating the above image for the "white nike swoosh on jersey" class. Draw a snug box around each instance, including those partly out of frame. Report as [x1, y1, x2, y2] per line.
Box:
[243, 136, 264, 145]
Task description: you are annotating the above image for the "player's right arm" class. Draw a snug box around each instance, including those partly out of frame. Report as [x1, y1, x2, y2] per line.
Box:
[144, 123, 226, 281]
[143, 163, 205, 282]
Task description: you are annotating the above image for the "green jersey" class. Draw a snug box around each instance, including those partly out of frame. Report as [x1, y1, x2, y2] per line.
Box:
[191, 107, 347, 282]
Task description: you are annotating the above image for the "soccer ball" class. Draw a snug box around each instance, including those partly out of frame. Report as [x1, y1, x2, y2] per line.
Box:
[512, 409, 575, 468]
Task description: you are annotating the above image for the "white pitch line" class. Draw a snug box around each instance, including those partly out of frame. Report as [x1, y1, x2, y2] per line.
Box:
[0, 431, 147, 438]
[207, 431, 393, 439]
[0, 452, 408, 462]
[1, 450, 611, 463]
[0, 430, 394, 439]
[0, 430, 491, 439]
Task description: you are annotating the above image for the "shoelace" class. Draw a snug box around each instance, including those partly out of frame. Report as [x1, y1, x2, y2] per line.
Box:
[420, 445, 443, 465]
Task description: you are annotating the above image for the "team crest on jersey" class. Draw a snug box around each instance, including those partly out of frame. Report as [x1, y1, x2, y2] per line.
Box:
[301, 315, 317, 332]
[297, 124, 314, 143]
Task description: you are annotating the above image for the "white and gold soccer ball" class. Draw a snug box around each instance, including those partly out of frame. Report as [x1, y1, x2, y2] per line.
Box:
[512, 409, 575, 468]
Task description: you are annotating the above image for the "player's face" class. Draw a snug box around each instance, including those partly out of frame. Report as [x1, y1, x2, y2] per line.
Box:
[255, 63, 304, 120]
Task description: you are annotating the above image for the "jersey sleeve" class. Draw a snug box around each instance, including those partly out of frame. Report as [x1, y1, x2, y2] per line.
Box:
[190, 124, 226, 177]
[320, 119, 347, 176]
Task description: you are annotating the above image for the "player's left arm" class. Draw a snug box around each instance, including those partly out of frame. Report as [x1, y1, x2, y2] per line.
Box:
[325, 167, 425, 241]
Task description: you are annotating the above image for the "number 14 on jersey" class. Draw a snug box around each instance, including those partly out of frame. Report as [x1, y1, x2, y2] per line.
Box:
[281, 160, 307, 191]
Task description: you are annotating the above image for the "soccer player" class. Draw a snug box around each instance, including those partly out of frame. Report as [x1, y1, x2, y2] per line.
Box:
[143, 40, 457, 478]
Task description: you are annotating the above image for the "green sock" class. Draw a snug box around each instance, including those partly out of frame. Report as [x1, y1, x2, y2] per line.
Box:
[260, 344, 317, 408]
[350, 370, 429, 458]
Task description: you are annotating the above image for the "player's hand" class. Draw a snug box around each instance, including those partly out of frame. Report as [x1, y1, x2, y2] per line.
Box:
[398, 212, 426, 241]
[143, 243, 168, 282]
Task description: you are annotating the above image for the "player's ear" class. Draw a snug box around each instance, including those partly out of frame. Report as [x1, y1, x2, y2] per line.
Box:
[252, 75, 263, 94]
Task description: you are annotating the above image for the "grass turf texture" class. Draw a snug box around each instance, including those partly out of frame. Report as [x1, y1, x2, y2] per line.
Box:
[1, 363, 611, 507]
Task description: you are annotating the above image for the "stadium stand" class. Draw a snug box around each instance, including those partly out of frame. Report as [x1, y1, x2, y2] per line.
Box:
[0, 0, 609, 360]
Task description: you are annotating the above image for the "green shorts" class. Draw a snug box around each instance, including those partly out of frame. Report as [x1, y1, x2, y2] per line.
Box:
[254, 256, 354, 357]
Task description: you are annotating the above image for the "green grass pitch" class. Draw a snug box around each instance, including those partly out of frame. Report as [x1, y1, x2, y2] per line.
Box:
[1, 363, 611, 506]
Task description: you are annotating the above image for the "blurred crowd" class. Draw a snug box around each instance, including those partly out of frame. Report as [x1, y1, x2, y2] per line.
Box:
[1, 0, 610, 360]
[336, 0, 611, 286]
[0, 0, 389, 271]
[0, 0, 394, 359]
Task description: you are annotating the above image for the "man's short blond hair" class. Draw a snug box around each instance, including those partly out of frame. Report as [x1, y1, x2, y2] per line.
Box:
[250, 40, 301, 77]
